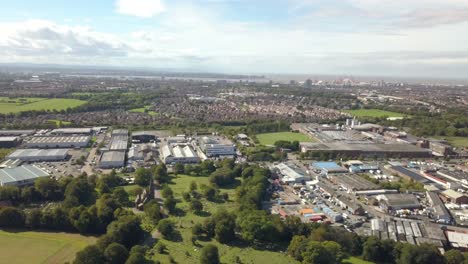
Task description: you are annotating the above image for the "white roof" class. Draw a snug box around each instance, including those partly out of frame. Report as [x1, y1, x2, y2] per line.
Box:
[0, 165, 49, 184]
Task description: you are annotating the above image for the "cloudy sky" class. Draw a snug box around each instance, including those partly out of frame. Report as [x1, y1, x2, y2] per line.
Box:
[1, 0, 468, 78]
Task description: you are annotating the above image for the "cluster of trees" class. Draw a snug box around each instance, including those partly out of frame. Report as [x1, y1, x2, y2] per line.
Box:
[246, 146, 286, 162]
[246, 121, 290, 135]
[274, 140, 300, 151]
[134, 164, 169, 187]
[174, 160, 216, 176]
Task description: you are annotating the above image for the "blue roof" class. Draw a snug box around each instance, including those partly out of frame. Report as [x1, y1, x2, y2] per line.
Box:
[312, 161, 342, 170]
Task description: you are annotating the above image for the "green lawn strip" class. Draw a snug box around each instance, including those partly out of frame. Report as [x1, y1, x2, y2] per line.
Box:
[0, 98, 86, 114]
[256, 132, 315, 146]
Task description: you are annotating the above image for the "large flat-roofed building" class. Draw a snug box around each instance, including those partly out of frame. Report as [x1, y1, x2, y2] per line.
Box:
[131, 131, 158, 143]
[427, 191, 453, 224]
[199, 136, 236, 157]
[311, 161, 348, 175]
[25, 136, 91, 148]
[328, 173, 380, 192]
[389, 166, 429, 184]
[161, 144, 199, 164]
[379, 193, 421, 212]
[0, 136, 21, 148]
[99, 151, 126, 168]
[51, 128, 92, 135]
[0, 165, 49, 186]
[0, 130, 35, 136]
[110, 135, 129, 151]
[275, 163, 311, 183]
[112, 129, 129, 136]
[7, 149, 69, 162]
[300, 142, 431, 158]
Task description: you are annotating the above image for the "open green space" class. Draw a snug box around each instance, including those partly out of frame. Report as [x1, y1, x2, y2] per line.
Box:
[0, 230, 96, 264]
[256, 131, 314, 146]
[0, 97, 86, 114]
[433, 136, 468, 148]
[129, 106, 158, 116]
[343, 256, 375, 264]
[48, 119, 72, 127]
[344, 109, 409, 118]
[151, 174, 296, 264]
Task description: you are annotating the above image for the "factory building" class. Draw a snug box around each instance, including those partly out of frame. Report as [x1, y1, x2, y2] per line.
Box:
[199, 136, 236, 157]
[389, 166, 430, 184]
[25, 136, 91, 148]
[166, 136, 187, 144]
[50, 128, 92, 135]
[7, 149, 69, 162]
[379, 193, 421, 213]
[275, 163, 311, 184]
[99, 151, 126, 169]
[0, 165, 49, 186]
[109, 135, 129, 151]
[131, 131, 158, 143]
[112, 129, 129, 136]
[427, 191, 453, 225]
[328, 173, 380, 192]
[161, 144, 199, 164]
[441, 190, 468, 205]
[311, 161, 348, 175]
[0, 130, 35, 136]
[0, 136, 21, 148]
[128, 144, 157, 162]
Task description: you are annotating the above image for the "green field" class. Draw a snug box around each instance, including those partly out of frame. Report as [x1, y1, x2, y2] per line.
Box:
[256, 132, 314, 146]
[344, 109, 408, 118]
[0, 230, 96, 264]
[434, 136, 468, 148]
[48, 119, 72, 127]
[151, 174, 296, 264]
[0, 97, 86, 114]
[129, 106, 158, 116]
[343, 256, 375, 264]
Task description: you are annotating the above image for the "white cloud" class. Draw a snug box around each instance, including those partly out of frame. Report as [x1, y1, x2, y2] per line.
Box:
[116, 0, 165, 18]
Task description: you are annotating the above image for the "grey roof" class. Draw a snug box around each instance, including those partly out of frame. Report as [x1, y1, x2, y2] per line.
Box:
[7, 149, 69, 159]
[0, 130, 35, 136]
[0, 136, 19, 142]
[27, 136, 90, 144]
[0, 165, 49, 184]
[383, 193, 420, 208]
[112, 129, 129, 136]
[110, 135, 128, 150]
[101, 151, 125, 162]
[51, 128, 92, 134]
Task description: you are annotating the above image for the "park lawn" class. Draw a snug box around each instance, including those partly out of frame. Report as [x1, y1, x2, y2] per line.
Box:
[0, 98, 86, 114]
[256, 132, 315, 146]
[433, 136, 468, 148]
[48, 119, 72, 127]
[151, 174, 296, 264]
[129, 107, 158, 116]
[0, 230, 96, 264]
[343, 256, 375, 264]
[344, 109, 409, 118]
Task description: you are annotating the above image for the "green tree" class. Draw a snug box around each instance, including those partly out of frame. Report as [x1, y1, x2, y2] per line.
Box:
[190, 199, 203, 213]
[144, 200, 162, 224]
[74, 245, 105, 264]
[0, 207, 24, 227]
[104, 243, 129, 264]
[157, 219, 174, 239]
[200, 244, 220, 264]
[445, 249, 465, 264]
[135, 168, 152, 187]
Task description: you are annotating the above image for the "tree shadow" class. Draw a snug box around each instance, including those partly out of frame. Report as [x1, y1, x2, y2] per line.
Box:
[194, 211, 211, 217]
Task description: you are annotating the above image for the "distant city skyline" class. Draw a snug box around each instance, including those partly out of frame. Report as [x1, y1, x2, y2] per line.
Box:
[1, 0, 468, 78]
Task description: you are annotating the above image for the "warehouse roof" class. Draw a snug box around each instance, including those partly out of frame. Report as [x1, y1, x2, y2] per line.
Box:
[112, 129, 129, 136]
[51, 128, 92, 134]
[0, 136, 19, 142]
[329, 173, 379, 191]
[382, 193, 421, 208]
[101, 151, 125, 162]
[27, 136, 90, 144]
[110, 135, 128, 150]
[0, 165, 49, 184]
[7, 149, 69, 159]
[0, 130, 35, 136]
[442, 189, 466, 200]
[132, 131, 158, 137]
[391, 166, 429, 183]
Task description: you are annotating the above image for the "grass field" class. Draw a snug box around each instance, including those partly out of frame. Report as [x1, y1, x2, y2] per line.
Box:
[129, 107, 158, 116]
[151, 174, 296, 264]
[0, 230, 96, 264]
[343, 256, 375, 264]
[256, 132, 314, 146]
[344, 109, 408, 118]
[0, 97, 86, 114]
[48, 119, 72, 127]
[434, 136, 468, 148]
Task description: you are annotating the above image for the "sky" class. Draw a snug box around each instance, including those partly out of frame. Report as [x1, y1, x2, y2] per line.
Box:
[1, 0, 468, 78]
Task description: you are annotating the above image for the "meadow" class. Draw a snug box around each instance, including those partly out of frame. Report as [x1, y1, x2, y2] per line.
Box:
[0, 97, 86, 114]
[256, 131, 315, 146]
[344, 109, 408, 118]
[151, 174, 297, 264]
[434, 136, 468, 148]
[0, 230, 96, 264]
[129, 106, 158, 116]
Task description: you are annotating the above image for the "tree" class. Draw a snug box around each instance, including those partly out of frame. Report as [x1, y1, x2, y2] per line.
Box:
[157, 219, 174, 239]
[35, 177, 63, 200]
[190, 199, 203, 213]
[287, 235, 308, 261]
[201, 185, 217, 201]
[174, 163, 184, 175]
[74, 245, 105, 264]
[153, 164, 168, 183]
[0, 207, 24, 227]
[112, 187, 130, 206]
[200, 244, 220, 264]
[144, 200, 162, 224]
[104, 243, 129, 264]
[25, 208, 42, 229]
[161, 186, 174, 199]
[164, 196, 177, 214]
[64, 176, 97, 208]
[192, 223, 204, 238]
[107, 215, 144, 249]
[398, 243, 445, 264]
[135, 168, 152, 187]
[445, 249, 465, 264]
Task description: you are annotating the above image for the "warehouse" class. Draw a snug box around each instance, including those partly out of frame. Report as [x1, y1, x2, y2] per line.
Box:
[328, 173, 380, 192]
[379, 193, 421, 213]
[0, 136, 21, 148]
[112, 129, 129, 136]
[441, 189, 468, 204]
[110, 135, 129, 151]
[0, 130, 35, 136]
[131, 131, 158, 143]
[389, 166, 429, 184]
[161, 144, 199, 164]
[7, 149, 69, 162]
[275, 163, 311, 183]
[25, 136, 91, 148]
[99, 151, 126, 168]
[311, 161, 348, 175]
[0, 165, 49, 186]
[427, 191, 453, 224]
[51, 128, 92, 135]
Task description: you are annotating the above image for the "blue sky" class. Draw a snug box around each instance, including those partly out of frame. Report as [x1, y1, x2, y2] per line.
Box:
[1, 0, 468, 78]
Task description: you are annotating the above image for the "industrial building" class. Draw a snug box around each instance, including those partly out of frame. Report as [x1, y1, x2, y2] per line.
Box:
[0, 130, 35, 136]
[166, 136, 187, 144]
[109, 135, 129, 151]
[7, 149, 69, 162]
[99, 151, 126, 169]
[0, 136, 21, 148]
[311, 161, 348, 175]
[25, 136, 91, 148]
[0, 165, 49, 186]
[50, 128, 92, 135]
[427, 191, 453, 224]
[131, 131, 158, 143]
[128, 144, 157, 162]
[161, 144, 200, 164]
[441, 189, 468, 204]
[199, 137, 236, 157]
[328, 173, 380, 192]
[379, 193, 421, 213]
[300, 142, 432, 158]
[112, 129, 129, 136]
[389, 166, 429, 184]
[275, 163, 311, 183]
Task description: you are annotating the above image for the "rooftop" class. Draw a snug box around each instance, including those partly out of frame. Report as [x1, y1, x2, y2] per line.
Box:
[101, 151, 126, 162]
[0, 165, 49, 184]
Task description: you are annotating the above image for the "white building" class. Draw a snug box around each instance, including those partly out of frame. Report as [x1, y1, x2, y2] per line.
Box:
[7, 149, 69, 162]
[99, 151, 126, 169]
[25, 136, 91, 148]
[275, 163, 311, 183]
[161, 144, 200, 164]
[0, 165, 49, 186]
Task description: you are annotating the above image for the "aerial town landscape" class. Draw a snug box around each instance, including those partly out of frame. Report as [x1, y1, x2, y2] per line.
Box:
[1, 0, 468, 264]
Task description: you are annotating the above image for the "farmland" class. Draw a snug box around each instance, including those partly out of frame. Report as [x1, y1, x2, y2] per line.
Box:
[0, 230, 96, 264]
[0, 97, 86, 114]
[151, 174, 296, 264]
[256, 131, 315, 146]
[344, 109, 409, 118]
